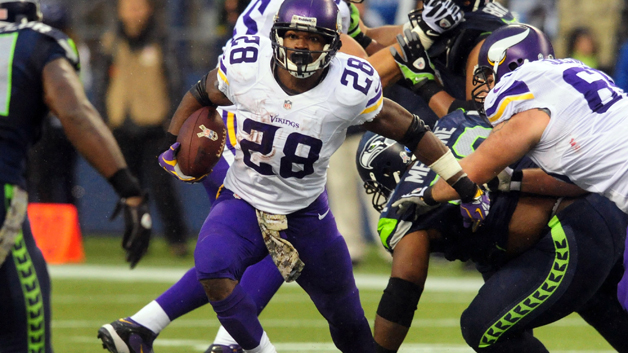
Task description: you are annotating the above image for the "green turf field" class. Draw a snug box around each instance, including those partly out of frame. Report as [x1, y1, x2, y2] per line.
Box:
[49, 236, 617, 352]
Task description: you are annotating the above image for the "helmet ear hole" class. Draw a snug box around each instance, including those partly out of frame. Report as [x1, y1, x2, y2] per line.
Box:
[508, 62, 519, 71]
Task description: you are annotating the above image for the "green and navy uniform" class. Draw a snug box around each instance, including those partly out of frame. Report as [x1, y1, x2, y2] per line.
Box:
[379, 110, 628, 352]
[0, 21, 79, 353]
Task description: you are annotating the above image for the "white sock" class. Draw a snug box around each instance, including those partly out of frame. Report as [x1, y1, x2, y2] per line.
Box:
[244, 331, 276, 353]
[213, 325, 238, 346]
[130, 300, 171, 334]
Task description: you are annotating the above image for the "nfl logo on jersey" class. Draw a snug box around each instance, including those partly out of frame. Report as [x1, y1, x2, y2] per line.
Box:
[283, 100, 292, 110]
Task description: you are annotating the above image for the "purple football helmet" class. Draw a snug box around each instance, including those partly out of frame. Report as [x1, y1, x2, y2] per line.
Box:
[0, 0, 42, 23]
[271, 0, 342, 79]
[472, 24, 554, 113]
[357, 131, 415, 212]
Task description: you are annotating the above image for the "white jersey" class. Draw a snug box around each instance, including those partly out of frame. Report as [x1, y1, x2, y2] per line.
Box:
[232, 0, 351, 37]
[216, 35, 383, 214]
[485, 59, 628, 212]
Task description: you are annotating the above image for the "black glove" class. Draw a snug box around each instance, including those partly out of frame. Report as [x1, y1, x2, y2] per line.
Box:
[111, 193, 152, 269]
[390, 29, 436, 89]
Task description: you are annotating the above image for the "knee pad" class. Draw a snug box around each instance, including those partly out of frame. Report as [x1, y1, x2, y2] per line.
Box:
[376, 277, 422, 327]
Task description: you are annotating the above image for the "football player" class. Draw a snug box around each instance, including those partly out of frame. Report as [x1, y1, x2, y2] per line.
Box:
[0, 1, 151, 352]
[158, 0, 486, 350]
[412, 23, 628, 322]
[358, 113, 628, 352]
[97, 1, 474, 352]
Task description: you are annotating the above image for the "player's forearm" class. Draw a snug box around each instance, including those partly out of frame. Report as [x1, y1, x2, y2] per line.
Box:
[168, 92, 205, 135]
[62, 103, 128, 179]
[365, 24, 404, 47]
[369, 46, 403, 88]
[520, 169, 588, 197]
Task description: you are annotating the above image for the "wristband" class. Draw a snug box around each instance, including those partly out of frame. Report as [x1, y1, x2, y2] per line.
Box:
[452, 175, 480, 203]
[352, 32, 373, 49]
[510, 170, 523, 191]
[108, 168, 142, 199]
[428, 150, 461, 181]
[158, 131, 178, 153]
[413, 80, 444, 104]
[421, 187, 439, 206]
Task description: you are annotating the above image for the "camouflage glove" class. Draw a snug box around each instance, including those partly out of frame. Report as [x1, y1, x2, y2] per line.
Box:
[390, 29, 436, 88]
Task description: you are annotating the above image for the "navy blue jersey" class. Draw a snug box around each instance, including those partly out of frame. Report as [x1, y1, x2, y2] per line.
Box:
[429, 2, 517, 100]
[0, 22, 79, 187]
[378, 110, 522, 264]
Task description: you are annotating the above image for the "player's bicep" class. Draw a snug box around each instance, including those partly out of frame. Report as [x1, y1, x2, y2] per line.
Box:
[364, 98, 412, 141]
[42, 57, 89, 120]
[460, 109, 548, 184]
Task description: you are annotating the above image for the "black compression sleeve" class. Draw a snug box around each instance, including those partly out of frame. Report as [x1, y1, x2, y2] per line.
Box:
[189, 73, 216, 107]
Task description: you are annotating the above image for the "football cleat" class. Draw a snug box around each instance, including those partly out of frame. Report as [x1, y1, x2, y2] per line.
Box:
[97, 318, 157, 353]
[205, 344, 244, 353]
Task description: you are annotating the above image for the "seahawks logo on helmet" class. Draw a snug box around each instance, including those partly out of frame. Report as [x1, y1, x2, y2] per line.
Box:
[359, 136, 399, 170]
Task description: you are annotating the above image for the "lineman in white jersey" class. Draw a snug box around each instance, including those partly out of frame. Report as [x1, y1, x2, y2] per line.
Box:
[155, 0, 485, 351]
[411, 24, 628, 317]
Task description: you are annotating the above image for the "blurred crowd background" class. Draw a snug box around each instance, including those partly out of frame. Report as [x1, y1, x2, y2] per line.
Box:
[26, 0, 628, 258]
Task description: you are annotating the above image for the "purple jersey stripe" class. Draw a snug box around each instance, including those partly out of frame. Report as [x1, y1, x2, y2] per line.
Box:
[366, 82, 382, 107]
[219, 58, 228, 75]
[485, 80, 531, 117]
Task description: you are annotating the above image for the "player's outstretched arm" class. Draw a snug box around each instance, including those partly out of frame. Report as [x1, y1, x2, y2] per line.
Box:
[43, 57, 151, 268]
[431, 109, 549, 202]
[43, 58, 126, 178]
[365, 98, 479, 198]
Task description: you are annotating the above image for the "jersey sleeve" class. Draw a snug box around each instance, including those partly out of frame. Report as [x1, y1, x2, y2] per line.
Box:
[334, 56, 383, 125]
[484, 71, 536, 126]
[216, 35, 266, 101]
[29, 26, 80, 73]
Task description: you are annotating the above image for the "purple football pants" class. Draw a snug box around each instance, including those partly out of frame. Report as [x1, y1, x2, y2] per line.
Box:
[194, 188, 374, 352]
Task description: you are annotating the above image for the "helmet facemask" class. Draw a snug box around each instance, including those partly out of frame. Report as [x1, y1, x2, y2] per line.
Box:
[271, 13, 342, 79]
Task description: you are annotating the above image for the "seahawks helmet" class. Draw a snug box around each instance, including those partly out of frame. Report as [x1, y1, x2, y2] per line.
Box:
[356, 132, 414, 212]
[271, 0, 342, 79]
[0, 0, 42, 23]
[452, 0, 493, 12]
[472, 24, 554, 113]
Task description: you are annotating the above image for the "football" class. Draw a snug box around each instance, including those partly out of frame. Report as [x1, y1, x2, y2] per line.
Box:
[176, 106, 226, 178]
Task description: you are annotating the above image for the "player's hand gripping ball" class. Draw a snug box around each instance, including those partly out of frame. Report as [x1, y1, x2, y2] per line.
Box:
[159, 107, 226, 182]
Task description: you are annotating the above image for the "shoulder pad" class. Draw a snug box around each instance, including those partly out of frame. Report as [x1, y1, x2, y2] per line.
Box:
[334, 55, 381, 107]
[23, 23, 80, 70]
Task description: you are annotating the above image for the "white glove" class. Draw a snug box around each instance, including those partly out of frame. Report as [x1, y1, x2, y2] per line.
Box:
[406, 0, 464, 49]
[493, 167, 522, 192]
[391, 187, 440, 220]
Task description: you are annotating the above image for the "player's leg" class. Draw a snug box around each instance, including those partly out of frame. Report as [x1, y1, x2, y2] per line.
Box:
[460, 194, 623, 352]
[289, 191, 375, 352]
[0, 186, 52, 353]
[578, 259, 628, 353]
[196, 189, 275, 352]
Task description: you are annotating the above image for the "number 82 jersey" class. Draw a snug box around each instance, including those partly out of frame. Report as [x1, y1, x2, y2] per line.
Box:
[217, 35, 383, 214]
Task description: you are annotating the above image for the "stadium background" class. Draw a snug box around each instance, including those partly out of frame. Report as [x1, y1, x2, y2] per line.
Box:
[26, 0, 628, 351]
